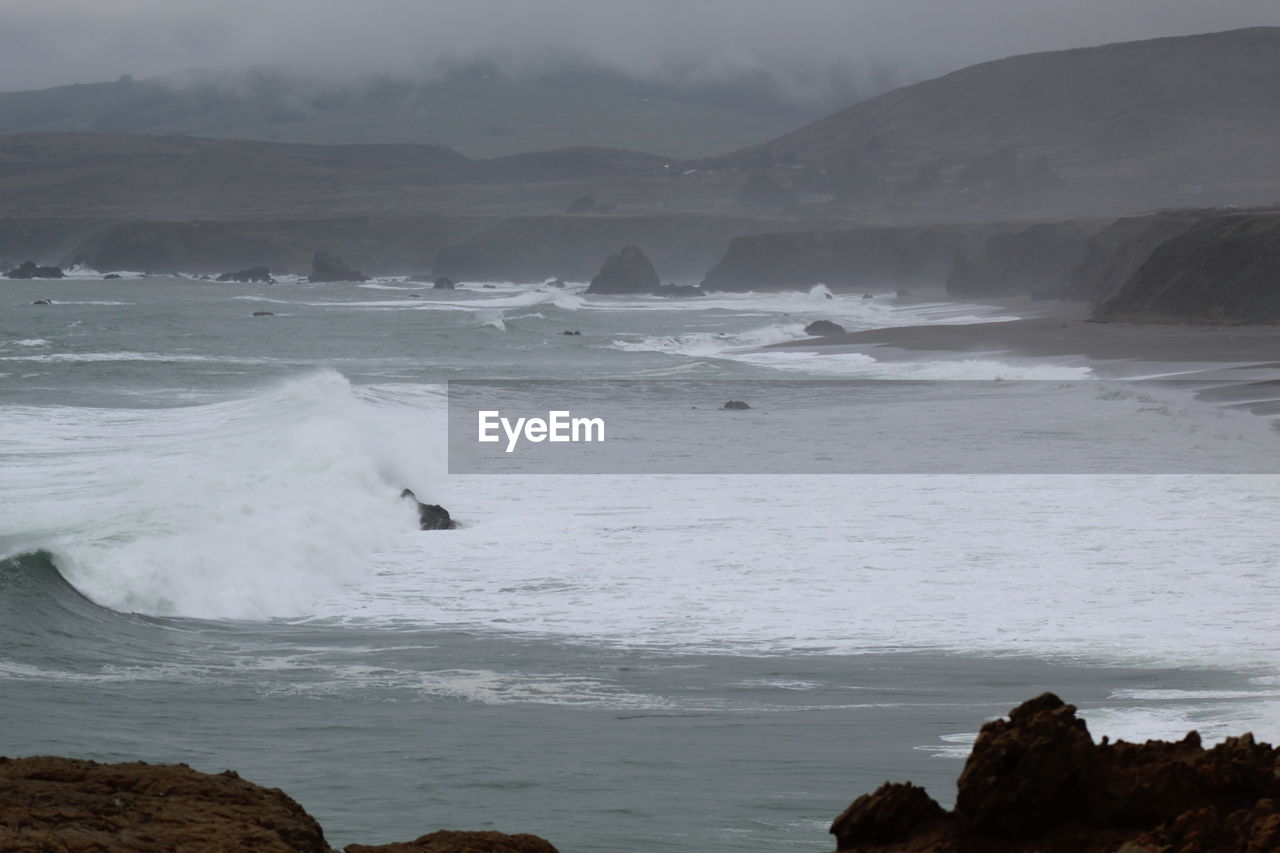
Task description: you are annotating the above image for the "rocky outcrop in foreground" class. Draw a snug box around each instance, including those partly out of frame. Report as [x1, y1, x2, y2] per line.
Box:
[0, 756, 556, 853]
[830, 692, 1280, 852]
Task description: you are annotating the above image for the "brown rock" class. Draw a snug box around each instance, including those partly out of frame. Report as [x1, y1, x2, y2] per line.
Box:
[953, 692, 1100, 835]
[827, 692, 1280, 852]
[0, 755, 329, 852]
[346, 829, 559, 853]
[830, 782, 948, 849]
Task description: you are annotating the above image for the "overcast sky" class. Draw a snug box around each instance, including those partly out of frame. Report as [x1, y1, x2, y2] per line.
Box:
[3, 0, 1279, 93]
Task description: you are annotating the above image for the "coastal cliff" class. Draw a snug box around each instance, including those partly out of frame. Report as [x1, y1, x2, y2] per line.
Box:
[432, 214, 836, 282]
[1095, 211, 1280, 323]
[945, 220, 1108, 299]
[1068, 211, 1205, 306]
[829, 693, 1280, 852]
[698, 224, 1003, 292]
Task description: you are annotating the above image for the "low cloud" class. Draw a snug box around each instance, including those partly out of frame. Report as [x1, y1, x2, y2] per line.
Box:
[2, 0, 1278, 103]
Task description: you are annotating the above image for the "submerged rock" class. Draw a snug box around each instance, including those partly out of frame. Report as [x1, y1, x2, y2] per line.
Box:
[804, 320, 846, 336]
[401, 489, 456, 530]
[433, 277, 456, 290]
[252, 311, 274, 317]
[347, 830, 559, 853]
[6, 261, 64, 279]
[217, 266, 273, 283]
[722, 400, 751, 410]
[309, 250, 367, 283]
[561, 330, 581, 336]
[586, 246, 660, 295]
[31, 299, 52, 305]
[829, 692, 1280, 852]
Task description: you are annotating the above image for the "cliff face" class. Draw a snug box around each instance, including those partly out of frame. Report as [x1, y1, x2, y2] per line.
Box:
[1068, 212, 1204, 306]
[433, 215, 833, 282]
[945, 220, 1108, 299]
[61, 216, 496, 275]
[830, 693, 1280, 853]
[0, 756, 559, 853]
[1096, 211, 1280, 323]
[699, 224, 1003, 292]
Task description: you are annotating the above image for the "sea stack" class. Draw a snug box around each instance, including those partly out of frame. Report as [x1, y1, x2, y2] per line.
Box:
[309, 250, 367, 283]
[586, 246, 660, 295]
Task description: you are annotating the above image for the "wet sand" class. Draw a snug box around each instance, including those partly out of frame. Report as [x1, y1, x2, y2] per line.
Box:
[771, 296, 1280, 381]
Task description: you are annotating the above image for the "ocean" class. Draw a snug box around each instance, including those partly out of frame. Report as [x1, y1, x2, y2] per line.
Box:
[2, 272, 1278, 851]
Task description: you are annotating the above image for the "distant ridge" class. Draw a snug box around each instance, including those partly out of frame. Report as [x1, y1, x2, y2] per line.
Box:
[0, 68, 804, 160]
[711, 27, 1280, 211]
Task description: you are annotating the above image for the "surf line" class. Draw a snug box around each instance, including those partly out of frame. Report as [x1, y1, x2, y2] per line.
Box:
[478, 410, 605, 453]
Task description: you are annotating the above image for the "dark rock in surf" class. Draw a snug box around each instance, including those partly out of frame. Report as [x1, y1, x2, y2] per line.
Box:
[103, 273, 122, 280]
[401, 489, 456, 530]
[252, 311, 274, 317]
[722, 400, 751, 410]
[6, 261, 64, 279]
[862, 293, 874, 300]
[217, 266, 273, 283]
[347, 830, 560, 853]
[433, 277, 456, 290]
[309, 250, 366, 283]
[804, 320, 847, 336]
[586, 246, 660, 295]
[32, 299, 52, 305]
[546, 278, 566, 288]
[896, 289, 912, 299]
[561, 330, 581, 336]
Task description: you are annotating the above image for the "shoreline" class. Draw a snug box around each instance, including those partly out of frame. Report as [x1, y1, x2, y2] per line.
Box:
[770, 294, 1280, 383]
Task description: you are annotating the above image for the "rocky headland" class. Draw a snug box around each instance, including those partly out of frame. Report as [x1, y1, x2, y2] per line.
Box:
[1095, 211, 1280, 324]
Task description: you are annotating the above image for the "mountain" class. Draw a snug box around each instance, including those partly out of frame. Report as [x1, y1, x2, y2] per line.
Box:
[0, 132, 677, 220]
[0, 68, 805, 160]
[708, 27, 1280, 216]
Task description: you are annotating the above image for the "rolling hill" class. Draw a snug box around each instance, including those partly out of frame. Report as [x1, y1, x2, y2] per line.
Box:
[0, 69, 804, 160]
[709, 27, 1280, 214]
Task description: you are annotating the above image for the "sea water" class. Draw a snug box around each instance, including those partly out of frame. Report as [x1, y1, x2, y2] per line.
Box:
[2, 274, 1278, 851]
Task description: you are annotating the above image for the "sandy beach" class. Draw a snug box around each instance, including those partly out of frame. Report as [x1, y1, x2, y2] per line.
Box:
[772, 295, 1280, 381]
